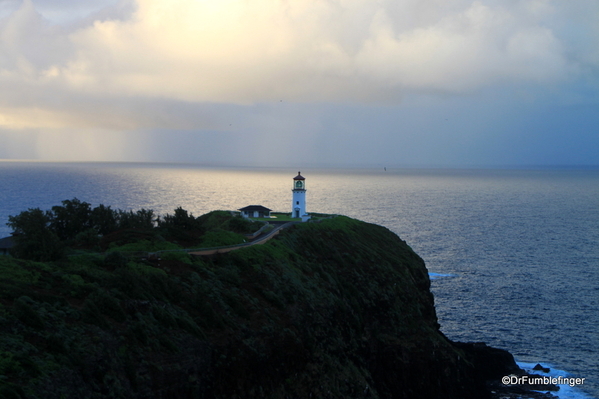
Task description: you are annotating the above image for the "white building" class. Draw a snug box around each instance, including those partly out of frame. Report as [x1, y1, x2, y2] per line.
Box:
[239, 205, 271, 218]
[292, 171, 310, 221]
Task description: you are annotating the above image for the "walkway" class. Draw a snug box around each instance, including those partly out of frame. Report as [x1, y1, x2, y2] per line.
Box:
[185, 221, 297, 256]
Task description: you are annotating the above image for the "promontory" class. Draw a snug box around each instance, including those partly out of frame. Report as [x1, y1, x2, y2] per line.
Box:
[0, 207, 547, 398]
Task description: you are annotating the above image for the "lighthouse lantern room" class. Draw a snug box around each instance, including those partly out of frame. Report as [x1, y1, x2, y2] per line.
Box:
[292, 171, 309, 221]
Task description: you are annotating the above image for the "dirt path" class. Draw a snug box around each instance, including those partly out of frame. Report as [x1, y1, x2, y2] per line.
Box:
[188, 222, 297, 256]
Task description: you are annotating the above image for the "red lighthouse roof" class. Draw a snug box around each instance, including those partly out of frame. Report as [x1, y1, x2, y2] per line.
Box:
[293, 171, 305, 180]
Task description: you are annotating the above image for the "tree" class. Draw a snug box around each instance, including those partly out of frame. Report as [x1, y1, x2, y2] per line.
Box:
[90, 204, 118, 235]
[7, 208, 65, 261]
[50, 198, 92, 240]
[159, 207, 200, 230]
[117, 209, 156, 230]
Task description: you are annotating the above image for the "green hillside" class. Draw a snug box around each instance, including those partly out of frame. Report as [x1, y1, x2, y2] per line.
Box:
[0, 204, 503, 398]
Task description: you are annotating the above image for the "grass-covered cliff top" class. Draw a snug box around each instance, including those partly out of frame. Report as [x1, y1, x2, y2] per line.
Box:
[0, 201, 486, 399]
[5, 199, 266, 260]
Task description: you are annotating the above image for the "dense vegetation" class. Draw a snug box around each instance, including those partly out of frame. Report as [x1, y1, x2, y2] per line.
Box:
[1, 202, 499, 398]
[6, 198, 262, 261]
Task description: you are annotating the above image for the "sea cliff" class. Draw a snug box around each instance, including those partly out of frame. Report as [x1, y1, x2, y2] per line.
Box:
[0, 215, 542, 398]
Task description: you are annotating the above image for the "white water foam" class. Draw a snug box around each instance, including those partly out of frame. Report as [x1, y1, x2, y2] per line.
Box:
[428, 272, 455, 280]
[517, 362, 594, 399]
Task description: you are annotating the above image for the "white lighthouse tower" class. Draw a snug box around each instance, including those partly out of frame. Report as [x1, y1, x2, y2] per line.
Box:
[292, 171, 309, 221]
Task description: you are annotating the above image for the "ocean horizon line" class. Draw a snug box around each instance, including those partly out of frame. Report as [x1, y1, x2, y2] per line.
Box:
[1, 159, 598, 171]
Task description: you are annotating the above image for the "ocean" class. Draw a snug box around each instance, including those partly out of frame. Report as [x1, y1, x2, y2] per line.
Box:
[1, 161, 597, 398]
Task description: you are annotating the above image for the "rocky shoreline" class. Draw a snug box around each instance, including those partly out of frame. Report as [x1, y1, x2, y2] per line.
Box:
[455, 342, 559, 399]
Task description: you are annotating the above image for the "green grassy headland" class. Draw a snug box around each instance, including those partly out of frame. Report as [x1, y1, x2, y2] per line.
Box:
[0, 200, 488, 399]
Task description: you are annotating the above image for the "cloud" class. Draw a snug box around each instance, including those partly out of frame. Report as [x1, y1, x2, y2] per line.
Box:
[0, 0, 597, 132]
[354, 1, 572, 92]
[55, 0, 581, 101]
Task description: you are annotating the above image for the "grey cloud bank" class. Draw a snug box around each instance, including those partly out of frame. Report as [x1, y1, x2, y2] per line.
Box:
[0, 0, 598, 167]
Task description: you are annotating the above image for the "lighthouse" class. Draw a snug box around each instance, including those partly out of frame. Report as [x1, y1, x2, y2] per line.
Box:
[292, 171, 308, 221]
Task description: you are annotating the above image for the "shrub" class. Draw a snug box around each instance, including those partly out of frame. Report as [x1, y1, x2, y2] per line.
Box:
[227, 217, 263, 234]
[200, 230, 246, 247]
[13, 296, 44, 330]
[0, 351, 20, 375]
[88, 290, 126, 323]
[81, 297, 109, 329]
[74, 228, 100, 247]
[103, 251, 128, 269]
[0, 257, 41, 284]
[107, 239, 181, 253]
[160, 251, 192, 264]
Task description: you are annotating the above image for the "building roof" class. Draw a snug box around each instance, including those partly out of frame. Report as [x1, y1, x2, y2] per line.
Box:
[0, 236, 15, 249]
[238, 205, 272, 212]
[293, 171, 305, 180]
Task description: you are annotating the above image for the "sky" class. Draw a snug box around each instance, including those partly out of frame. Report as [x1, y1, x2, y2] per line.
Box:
[0, 0, 598, 168]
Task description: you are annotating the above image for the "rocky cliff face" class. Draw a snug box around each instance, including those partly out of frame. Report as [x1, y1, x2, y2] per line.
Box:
[197, 216, 488, 399]
[0, 216, 522, 398]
